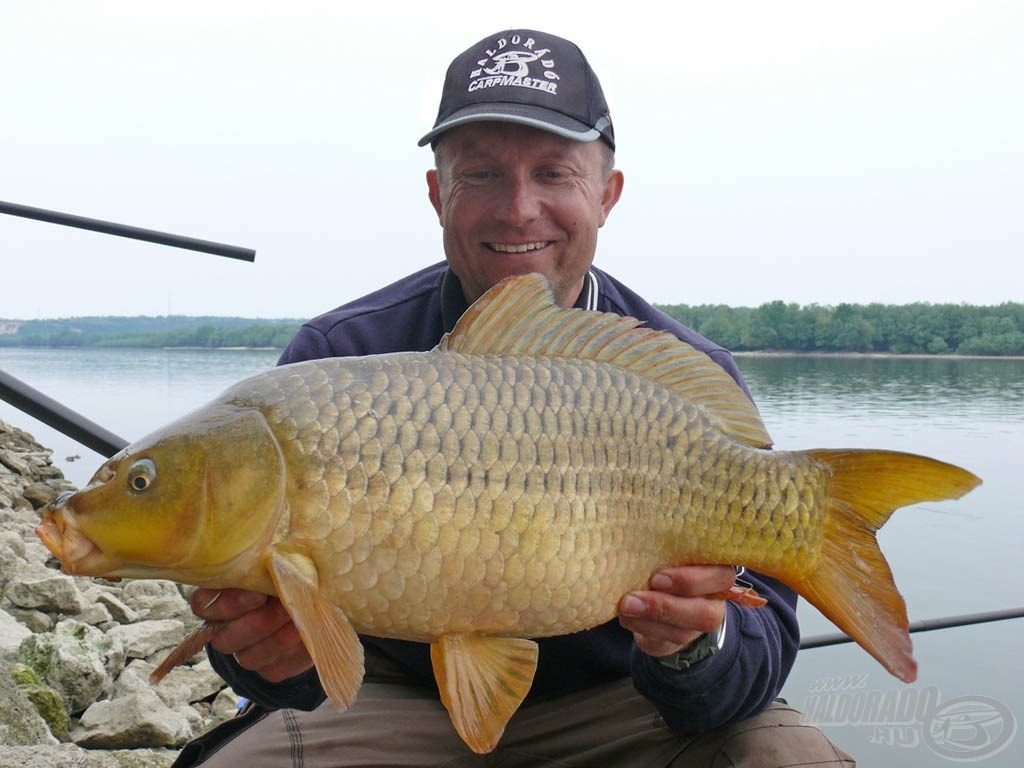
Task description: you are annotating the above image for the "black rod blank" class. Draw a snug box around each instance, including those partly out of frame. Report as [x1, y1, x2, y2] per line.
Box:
[0, 200, 255, 261]
[800, 607, 1024, 650]
[0, 369, 129, 458]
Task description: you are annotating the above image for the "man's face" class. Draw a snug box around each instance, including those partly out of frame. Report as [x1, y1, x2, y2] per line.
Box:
[427, 123, 623, 308]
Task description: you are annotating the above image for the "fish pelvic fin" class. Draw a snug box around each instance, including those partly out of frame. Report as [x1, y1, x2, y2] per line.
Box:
[795, 450, 981, 683]
[270, 551, 364, 710]
[438, 273, 773, 449]
[151, 621, 225, 684]
[430, 634, 539, 754]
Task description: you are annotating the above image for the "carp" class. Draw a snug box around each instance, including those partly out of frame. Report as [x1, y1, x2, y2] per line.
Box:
[36, 273, 980, 753]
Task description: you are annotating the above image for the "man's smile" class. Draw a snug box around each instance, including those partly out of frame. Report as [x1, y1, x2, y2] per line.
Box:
[486, 241, 553, 254]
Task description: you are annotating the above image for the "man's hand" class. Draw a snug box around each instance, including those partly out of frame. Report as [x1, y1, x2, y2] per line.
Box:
[617, 565, 736, 658]
[190, 588, 314, 682]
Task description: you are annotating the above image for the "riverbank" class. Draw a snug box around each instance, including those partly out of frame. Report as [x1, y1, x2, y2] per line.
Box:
[0, 419, 238, 767]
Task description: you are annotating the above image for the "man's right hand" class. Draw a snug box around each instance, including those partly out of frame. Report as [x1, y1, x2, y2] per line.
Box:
[190, 587, 314, 682]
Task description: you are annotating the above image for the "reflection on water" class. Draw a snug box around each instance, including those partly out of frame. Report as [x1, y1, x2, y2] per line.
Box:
[740, 355, 1024, 429]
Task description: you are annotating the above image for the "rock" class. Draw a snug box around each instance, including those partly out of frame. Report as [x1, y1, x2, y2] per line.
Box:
[17, 619, 125, 714]
[3, 605, 53, 633]
[210, 687, 244, 721]
[0, 663, 58, 747]
[9, 662, 71, 742]
[78, 600, 115, 628]
[21, 481, 58, 508]
[0, 447, 32, 476]
[74, 689, 193, 749]
[0, 609, 32, 654]
[120, 581, 192, 622]
[117, 659, 226, 710]
[94, 589, 141, 624]
[0, 744, 177, 767]
[0, 530, 27, 559]
[5, 567, 89, 614]
[109, 619, 186, 660]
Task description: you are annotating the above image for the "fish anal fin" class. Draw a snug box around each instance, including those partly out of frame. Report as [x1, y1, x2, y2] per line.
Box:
[430, 634, 538, 754]
[438, 274, 772, 449]
[787, 450, 981, 684]
[270, 551, 364, 710]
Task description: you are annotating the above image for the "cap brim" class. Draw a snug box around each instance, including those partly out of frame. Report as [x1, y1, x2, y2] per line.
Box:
[417, 103, 605, 147]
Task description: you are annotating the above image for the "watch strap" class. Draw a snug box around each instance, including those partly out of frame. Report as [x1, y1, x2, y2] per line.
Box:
[654, 610, 727, 671]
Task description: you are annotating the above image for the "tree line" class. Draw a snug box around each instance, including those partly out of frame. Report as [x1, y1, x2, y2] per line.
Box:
[0, 322, 300, 349]
[2, 303, 1023, 355]
[655, 301, 1024, 356]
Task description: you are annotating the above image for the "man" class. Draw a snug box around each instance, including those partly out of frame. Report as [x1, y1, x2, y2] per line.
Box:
[175, 29, 853, 767]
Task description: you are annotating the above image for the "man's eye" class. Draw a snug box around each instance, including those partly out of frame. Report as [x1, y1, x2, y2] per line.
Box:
[538, 169, 570, 181]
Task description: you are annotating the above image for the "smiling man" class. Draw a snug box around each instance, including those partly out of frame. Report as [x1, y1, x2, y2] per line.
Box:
[175, 29, 854, 768]
[427, 121, 622, 309]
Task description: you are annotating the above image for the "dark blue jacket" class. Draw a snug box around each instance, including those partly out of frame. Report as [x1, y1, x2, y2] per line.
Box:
[209, 262, 799, 732]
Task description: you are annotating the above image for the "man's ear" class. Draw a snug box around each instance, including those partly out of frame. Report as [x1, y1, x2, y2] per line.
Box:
[427, 169, 443, 222]
[598, 169, 624, 227]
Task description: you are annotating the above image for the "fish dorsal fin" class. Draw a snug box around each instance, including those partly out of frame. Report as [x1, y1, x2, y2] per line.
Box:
[438, 273, 772, 448]
[270, 551, 365, 710]
[430, 634, 539, 754]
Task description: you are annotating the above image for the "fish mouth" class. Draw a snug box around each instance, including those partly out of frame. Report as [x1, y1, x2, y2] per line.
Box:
[36, 505, 105, 575]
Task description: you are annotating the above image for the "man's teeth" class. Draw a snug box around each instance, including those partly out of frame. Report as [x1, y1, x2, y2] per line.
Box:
[488, 242, 549, 253]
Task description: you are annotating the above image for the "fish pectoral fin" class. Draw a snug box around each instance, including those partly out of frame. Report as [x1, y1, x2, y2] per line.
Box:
[270, 551, 364, 710]
[707, 584, 768, 608]
[430, 634, 538, 754]
[151, 620, 224, 683]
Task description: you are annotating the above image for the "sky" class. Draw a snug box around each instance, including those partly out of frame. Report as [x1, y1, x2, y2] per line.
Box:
[2, 1, 1022, 320]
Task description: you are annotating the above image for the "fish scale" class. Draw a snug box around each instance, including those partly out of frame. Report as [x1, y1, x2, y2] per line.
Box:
[244, 352, 790, 642]
[36, 273, 981, 754]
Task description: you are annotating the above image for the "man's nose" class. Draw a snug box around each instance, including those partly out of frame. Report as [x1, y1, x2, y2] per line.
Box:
[494, 176, 542, 224]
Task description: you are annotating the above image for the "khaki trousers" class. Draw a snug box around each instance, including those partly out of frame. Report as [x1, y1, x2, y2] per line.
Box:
[185, 679, 854, 768]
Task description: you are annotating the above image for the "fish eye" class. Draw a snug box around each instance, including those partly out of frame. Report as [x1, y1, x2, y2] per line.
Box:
[127, 458, 157, 493]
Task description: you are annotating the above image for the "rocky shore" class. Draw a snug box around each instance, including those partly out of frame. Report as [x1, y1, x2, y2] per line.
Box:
[1, 419, 240, 768]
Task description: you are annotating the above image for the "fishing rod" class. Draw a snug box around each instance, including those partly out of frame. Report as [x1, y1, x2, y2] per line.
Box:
[1, 198, 253, 451]
[0, 199, 255, 261]
[0, 369, 129, 458]
[800, 606, 1024, 649]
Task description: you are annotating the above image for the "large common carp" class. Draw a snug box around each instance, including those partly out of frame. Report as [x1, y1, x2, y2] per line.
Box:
[37, 273, 980, 753]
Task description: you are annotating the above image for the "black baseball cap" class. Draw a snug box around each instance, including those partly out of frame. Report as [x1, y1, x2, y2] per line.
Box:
[418, 29, 615, 150]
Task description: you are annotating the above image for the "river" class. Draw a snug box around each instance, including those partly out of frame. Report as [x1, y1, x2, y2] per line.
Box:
[1, 348, 1021, 765]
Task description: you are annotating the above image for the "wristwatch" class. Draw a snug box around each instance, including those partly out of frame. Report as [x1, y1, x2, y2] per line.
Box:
[654, 610, 727, 671]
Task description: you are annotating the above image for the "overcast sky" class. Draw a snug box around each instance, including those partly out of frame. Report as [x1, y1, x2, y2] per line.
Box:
[2, 1, 1021, 320]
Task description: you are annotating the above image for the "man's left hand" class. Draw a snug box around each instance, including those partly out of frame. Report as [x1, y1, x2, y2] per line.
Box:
[618, 565, 736, 658]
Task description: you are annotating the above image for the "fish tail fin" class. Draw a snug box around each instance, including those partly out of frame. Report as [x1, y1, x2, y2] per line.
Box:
[795, 450, 981, 683]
